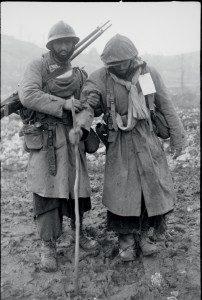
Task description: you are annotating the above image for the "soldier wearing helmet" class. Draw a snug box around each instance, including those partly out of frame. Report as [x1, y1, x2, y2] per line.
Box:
[79, 34, 187, 262]
[18, 21, 99, 273]
[46, 21, 79, 62]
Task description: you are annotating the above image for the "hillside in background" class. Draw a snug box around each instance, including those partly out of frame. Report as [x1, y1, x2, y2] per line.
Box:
[0, 35, 103, 98]
[1, 35, 200, 107]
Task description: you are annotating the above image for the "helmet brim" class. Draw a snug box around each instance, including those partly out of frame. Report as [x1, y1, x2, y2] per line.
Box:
[46, 35, 80, 50]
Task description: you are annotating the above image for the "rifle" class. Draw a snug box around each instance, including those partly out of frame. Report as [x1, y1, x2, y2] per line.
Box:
[1, 20, 112, 119]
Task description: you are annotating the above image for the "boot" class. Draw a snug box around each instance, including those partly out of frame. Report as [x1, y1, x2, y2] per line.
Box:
[40, 240, 57, 272]
[70, 228, 99, 251]
[118, 234, 136, 262]
[139, 236, 158, 256]
[70, 219, 99, 251]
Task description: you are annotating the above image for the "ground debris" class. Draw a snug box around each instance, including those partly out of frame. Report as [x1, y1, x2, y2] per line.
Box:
[1, 108, 200, 300]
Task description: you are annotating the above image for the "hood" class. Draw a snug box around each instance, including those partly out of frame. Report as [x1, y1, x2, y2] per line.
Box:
[101, 34, 138, 66]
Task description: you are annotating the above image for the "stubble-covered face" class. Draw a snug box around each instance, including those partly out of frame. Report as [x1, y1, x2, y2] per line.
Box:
[52, 38, 74, 62]
[110, 60, 132, 79]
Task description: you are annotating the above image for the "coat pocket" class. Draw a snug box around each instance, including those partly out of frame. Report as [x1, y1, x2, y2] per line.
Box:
[22, 125, 43, 150]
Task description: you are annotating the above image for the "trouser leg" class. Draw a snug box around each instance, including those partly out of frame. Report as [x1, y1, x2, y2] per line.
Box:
[70, 210, 84, 231]
[118, 233, 136, 261]
[36, 207, 63, 242]
[135, 201, 158, 256]
[36, 208, 63, 273]
[70, 211, 99, 251]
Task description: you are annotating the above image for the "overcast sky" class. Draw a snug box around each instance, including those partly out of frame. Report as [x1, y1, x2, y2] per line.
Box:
[1, 1, 201, 56]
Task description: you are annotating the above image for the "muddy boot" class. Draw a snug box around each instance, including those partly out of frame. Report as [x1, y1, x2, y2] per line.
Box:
[40, 240, 57, 272]
[71, 230, 99, 251]
[118, 234, 136, 262]
[139, 236, 158, 256]
[70, 219, 99, 251]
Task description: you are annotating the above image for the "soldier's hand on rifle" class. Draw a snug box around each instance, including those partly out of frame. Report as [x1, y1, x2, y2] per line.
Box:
[69, 127, 83, 145]
[63, 98, 83, 113]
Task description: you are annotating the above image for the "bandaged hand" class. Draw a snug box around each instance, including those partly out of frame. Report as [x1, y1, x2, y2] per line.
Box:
[63, 98, 83, 113]
[69, 127, 83, 145]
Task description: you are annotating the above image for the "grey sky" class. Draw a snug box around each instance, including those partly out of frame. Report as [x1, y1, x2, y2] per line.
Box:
[1, 1, 201, 55]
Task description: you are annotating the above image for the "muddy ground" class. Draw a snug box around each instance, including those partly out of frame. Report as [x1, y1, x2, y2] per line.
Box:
[1, 108, 200, 300]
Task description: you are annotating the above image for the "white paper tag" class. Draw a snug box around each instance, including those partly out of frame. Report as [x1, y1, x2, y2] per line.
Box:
[138, 73, 156, 95]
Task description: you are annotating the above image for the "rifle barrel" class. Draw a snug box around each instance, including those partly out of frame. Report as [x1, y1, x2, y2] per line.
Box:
[71, 24, 112, 61]
[74, 20, 110, 50]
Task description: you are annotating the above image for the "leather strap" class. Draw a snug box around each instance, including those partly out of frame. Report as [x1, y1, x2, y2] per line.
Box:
[106, 73, 118, 131]
[47, 124, 57, 176]
[146, 94, 155, 132]
[147, 94, 155, 111]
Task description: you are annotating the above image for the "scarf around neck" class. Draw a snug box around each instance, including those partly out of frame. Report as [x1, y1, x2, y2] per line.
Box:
[110, 67, 149, 131]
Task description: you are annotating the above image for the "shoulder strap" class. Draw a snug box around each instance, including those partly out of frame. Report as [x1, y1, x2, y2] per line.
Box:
[138, 64, 156, 132]
[41, 54, 71, 84]
[75, 67, 88, 88]
[45, 66, 67, 82]
[147, 94, 155, 111]
[106, 71, 118, 131]
[140, 64, 156, 111]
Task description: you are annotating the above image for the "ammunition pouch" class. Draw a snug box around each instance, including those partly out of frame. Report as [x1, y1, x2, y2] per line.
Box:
[84, 128, 100, 154]
[22, 125, 43, 150]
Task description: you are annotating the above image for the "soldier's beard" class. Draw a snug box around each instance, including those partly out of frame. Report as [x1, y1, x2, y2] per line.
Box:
[52, 47, 75, 63]
[109, 64, 134, 80]
[109, 59, 142, 80]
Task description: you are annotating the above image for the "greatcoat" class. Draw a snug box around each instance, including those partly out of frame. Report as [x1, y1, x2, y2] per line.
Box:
[81, 65, 187, 217]
[19, 52, 93, 199]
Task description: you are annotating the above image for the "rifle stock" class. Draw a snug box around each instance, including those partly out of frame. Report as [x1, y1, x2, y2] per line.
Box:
[1, 21, 112, 119]
[1, 92, 22, 119]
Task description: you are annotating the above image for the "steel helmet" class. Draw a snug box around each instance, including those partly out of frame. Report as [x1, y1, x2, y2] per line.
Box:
[46, 21, 80, 50]
[101, 34, 138, 66]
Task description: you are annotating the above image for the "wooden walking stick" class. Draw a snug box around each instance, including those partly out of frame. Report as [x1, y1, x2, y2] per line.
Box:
[71, 96, 80, 294]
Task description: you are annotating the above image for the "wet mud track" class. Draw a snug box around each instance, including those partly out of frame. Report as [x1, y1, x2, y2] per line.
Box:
[1, 160, 200, 300]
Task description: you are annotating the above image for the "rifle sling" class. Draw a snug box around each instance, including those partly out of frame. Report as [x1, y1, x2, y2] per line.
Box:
[43, 65, 69, 82]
